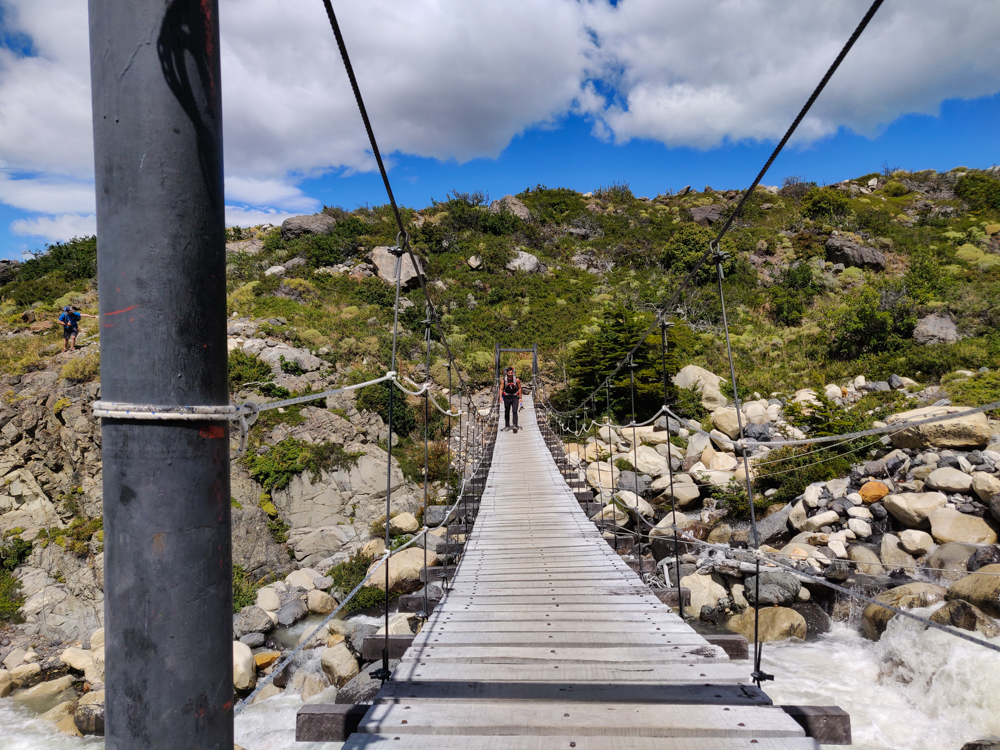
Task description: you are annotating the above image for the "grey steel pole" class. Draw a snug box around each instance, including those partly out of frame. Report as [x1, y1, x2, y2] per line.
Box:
[88, 2, 231, 748]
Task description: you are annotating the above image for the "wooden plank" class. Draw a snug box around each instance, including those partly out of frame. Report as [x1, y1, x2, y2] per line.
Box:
[398, 645, 727, 664]
[297, 703, 370, 742]
[374, 681, 772, 706]
[356, 702, 808, 738]
[411, 633, 709, 648]
[343, 736, 820, 749]
[388, 662, 751, 684]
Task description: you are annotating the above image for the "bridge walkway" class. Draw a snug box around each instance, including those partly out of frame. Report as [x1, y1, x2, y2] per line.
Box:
[341, 396, 816, 748]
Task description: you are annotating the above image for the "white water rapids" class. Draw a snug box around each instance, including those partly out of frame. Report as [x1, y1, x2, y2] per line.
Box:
[4, 607, 1000, 749]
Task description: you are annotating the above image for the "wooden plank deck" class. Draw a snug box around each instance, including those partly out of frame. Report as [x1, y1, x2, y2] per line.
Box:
[339, 397, 816, 748]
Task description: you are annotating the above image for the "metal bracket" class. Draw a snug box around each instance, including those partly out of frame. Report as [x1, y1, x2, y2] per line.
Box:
[752, 670, 774, 683]
[371, 667, 392, 682]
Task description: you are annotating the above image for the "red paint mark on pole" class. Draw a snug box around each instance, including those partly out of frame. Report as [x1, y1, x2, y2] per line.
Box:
[105, 304, 140, 317]
[199, 425, 224, 439]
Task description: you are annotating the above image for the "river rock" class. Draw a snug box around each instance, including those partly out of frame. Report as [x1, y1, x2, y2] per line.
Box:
[0, 669, 11, 698]
[370, 246, 423, 290]
[13, 674, 75, 702]
[801, 510, 839, 532]
[968, 546, 1000, 572]
[743, 571, 801, 606]
[972, 472, 1000, 501]
[74, 703, 105, 735]
[946, 563, 1000, 617]
[285, 569, 318, 591]
[656, 480, 700, 508]
[847, 518, 873, 538]
[614, 490, 654, 518]
[586, 461, 620, 491]
[881, 534, 915, 570]
[592, 504, 629, 526]
[859, 481, 889, 504]
[40, 700, 77, 723]
[307, 589, 336, 615]
[883, 492, 947, 528]
[276, 599, 309, 627]
[673, 365, 727, 410]
[59, 647, 93, 673]
[711, 408, 741, 439]
[728, 606, 806, 642]
[929, 508, 997, 545]
[791, 603, 832, 639]
[366, 547, 439, 593]
[233, 641, 256, 691]
[320, 642, 359, 687]
[887, 406, 992, 450]
[616, 471, 649, 495]
[256, 587, 281, 612]
[899, 529, 935, 556]
[848, 545, 884, 575]
[624, 445, 668, 476]
[680, 572, 728, 617]
[281, 213, 337, 240]
[861, 582, 947, 640]
[929, 599, 1000, 637]
[648, 511, 699, 538]
[10, 662, 41, 688]
[336, 660, 401, 705]
[925, 467, 974, 493]
[927, 542, 977, 582]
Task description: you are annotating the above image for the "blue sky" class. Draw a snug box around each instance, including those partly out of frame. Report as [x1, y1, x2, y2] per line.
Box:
[1, 0, 999, 260]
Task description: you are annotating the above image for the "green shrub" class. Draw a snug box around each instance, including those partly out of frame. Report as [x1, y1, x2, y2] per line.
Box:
[753, 445, 854, 505]
[614, 458, 634, 472]
[827, 279, 916, 359]
[882, 181, 910, 197]
[355, 277, 398, 308]
[268, 517, 291, 545]
[944, 371, 1000, 416]
[35, 517, 103, 557]
[801, 188, 850, 220]
[244, 438, 362, 491]
[768, 264, 818, 326]
[60, 351, 100, 382]
[228, 348, 273, 390]
[329, 549, 375, 592]
[659, 224, 733, 283]
[711, 480, 769, 522]
[356, 380, 417, 436]
[1, 531, 31, 624]
[955, 172, 1000, 212]
[233, 564, 264, 613]
[516, 186, 586, 224]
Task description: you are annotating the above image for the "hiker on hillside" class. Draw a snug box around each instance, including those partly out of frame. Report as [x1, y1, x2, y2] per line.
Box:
[500, 366, 522, 433]
[58, 306, 97, 352]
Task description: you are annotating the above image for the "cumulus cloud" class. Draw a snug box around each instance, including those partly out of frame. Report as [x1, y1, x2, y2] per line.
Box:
[580, 0, 1000, 148]
[224, 205, 299, 228]
[11, 213, 96, 242]
[1, 0, 1000, 244]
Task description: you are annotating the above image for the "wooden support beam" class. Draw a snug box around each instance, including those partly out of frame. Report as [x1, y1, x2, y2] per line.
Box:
[780, 705, 851, 745]
[362, 634, 415, 661]
[297, 704, 370, 743]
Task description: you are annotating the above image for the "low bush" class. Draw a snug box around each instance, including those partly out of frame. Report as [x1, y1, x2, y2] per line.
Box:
[244, 438, 362, 491]
[801, 188, 850, 220]
[60, 351, 101, 382]
[356, 380, 417, 437]
[955, 171, 1000, 212]
[233, 564, 264, 613]
[0, 530, 32, 624]
[944, 371, 1000, 416]
[35, 517, 103, 557]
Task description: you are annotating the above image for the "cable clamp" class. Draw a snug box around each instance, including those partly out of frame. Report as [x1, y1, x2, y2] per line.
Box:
[751, 670, 774, 683]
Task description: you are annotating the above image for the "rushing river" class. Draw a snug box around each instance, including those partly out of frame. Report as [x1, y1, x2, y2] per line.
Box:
[5, 608, 1000, 749]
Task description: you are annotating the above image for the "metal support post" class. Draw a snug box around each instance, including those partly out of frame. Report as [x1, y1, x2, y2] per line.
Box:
[89, 2, 231, 747]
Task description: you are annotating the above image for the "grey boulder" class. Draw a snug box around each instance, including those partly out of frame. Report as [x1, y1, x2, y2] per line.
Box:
[824, 236, 886, 271]
[276, 599, 308, 628]
[744, 571, 801, 606]
[281, 213, 337, 240]
[233, 606, 274, 639]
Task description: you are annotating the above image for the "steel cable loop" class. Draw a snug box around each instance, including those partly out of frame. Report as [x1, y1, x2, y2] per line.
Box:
[674, 531, 1000, 657]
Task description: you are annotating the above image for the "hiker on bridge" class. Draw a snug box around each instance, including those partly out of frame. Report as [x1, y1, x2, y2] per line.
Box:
[58, 306, 97, 352]
[500, 365, 522, 433]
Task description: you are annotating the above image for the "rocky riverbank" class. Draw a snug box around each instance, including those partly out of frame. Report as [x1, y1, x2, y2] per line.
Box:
[563, 364, 1000, 649]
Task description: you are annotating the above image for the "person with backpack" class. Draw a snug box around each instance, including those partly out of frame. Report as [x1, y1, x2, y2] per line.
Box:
[58, 306, 97, 352]
[500, 366, 522, 433]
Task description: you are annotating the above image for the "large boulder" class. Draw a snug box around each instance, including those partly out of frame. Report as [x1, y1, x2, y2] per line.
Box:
[848, 545, 884, 575]
[680, 572, 727, 617]
[505, 250, 541, 273]
[673, 365, 727, 410]
[251, 342, 323, 373]
[880, 534, 916, 570]
[728, 607, 806, 642]
[365, 547, 439, 594]
[585, 461, 619, 491]
[929, 599, 1000, 637]
[825, 236, 886, 270]
[925, 467, 973, 493]
[690, 205, 724, 226]
[233, 606, 275, 639]
[861, 582, 947, 640]
[281, 213, 337, 240]
[929, 508, 997, 545]
[370, 246, 424, 290]
[320, 642, 359, 688]
[624, 445, 668, 476]
[743, 571, 801, 606]
[886, 406, 992, 450]
[913, 313, 961, 346]
[947, 564, 1000, 617]
[883, 492, 947, 529]
[233, 641, 256, 691]
[488, 195, 532, 222]
[927, 542, 977, 582]
[972, 472, 1000, 502]
[614, 490, 654, 519]
[656, 478, 701, 508]
[710, 408, 741, 439]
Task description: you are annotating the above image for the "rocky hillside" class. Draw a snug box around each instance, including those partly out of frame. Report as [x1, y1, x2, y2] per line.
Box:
[0, 164, 998, 735]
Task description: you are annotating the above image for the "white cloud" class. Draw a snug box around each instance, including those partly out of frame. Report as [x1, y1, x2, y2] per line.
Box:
[225, 177, 320, 212]
[0, 172, 95, 214]
[580, 0, 1000, 148]
[11, 213, 96, 242]
[1, 0, 1000, 239]
[224, 205, 298, 229]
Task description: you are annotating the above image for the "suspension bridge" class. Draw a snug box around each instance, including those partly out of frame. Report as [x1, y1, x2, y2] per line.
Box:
[295, 397, 837, 748]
